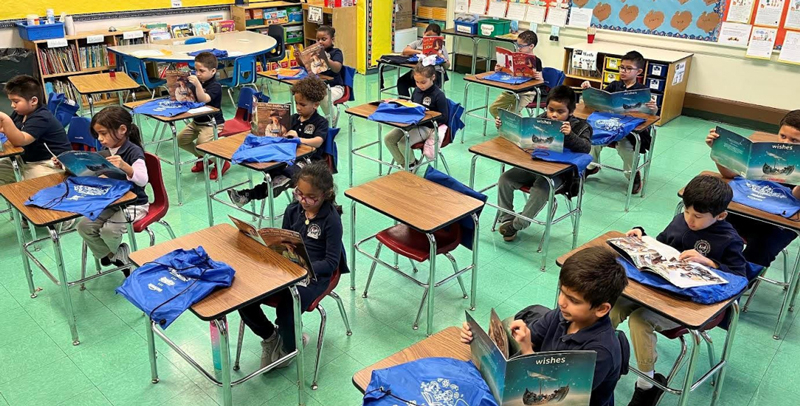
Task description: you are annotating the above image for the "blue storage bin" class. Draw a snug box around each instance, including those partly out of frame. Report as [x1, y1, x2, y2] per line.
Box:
[455, 19, 480, 35]
[651, 93, 664, 106]
[15, 22, 65, 41]
[648, 62, 668, 78]
[647, 78, 666, 92]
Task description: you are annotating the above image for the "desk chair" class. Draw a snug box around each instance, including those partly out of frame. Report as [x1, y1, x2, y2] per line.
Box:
[48, 92, 79, 128]
[525, 67, 566, 116]
[67, 117, 101, 151]
[220, 55, 259, 107]
[259, 25, 286, 95]
[219, 87, 262, 137]
[120, 54, 168, 99]
[331, 66, 356, 125]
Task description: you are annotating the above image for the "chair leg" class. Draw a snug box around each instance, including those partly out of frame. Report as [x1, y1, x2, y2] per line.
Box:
[80, 241, 89, 291]
[445, 252, 468, 299]
[743, 279, 762, 313]
[362, 243, 382, 298]
[701, 331, 716, 386]
[157, 220, 177, 239]
[414, 288, 428, 331]
[439, 152, 451, 175]
[783, 248, 790, 289]
[537, 200, 558, 253]
[227, 87, 236, 108]
[233, 319, 246, 371]
[146, 228, 156, 247]
[491, 209, 501, 232]
[664, 336, 688, 386]
[328, 291, 352, 336]
[311, 305, 327, 390]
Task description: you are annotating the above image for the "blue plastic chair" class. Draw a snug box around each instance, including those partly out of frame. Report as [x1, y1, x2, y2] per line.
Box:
[219, 55, 258, 107]
[219, 87, 269, 137]
[323, 128, 340, 174]
[120, 53, 166, 99]
[67, 117, 101, 151]
[526, 67, 567, 116]
[184, 37, 207, 45]
[47, 92, 79, 128]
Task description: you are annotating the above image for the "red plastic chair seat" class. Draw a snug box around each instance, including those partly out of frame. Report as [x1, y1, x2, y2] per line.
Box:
[376, 224, 461, 263]
[333, 87, 350, 105]
[219, 109, 252, 137]
[262, 268, 342, 311]
[658, 310, 726, 339]
[133, 153, 169, 233]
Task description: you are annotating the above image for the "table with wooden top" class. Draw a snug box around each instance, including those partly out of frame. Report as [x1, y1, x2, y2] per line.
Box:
[441, 28, 518, 75]
[557, 231, 740, 406]
[124, 98, 222, 205]
[462, 71, 545, 142]
[69, 72, 140, 117]
[196, 131, 316, 228]
[345, 171, 485, 335]
[0, 173, 137, 346]
[469, 137, 585, 271]
[345, 102, 443, 187]
[574, 102, 660, 212]
[352, 326, 470, 392]
[256, 71, 333, 119]
[109, 31, 277, 63]
[128, 223, 308, 406]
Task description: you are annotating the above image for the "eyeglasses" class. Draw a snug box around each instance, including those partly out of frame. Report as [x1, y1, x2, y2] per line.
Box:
[618, 66, 639, 72]
[293, 188, 320, 205]
[513, 43, 532, 51]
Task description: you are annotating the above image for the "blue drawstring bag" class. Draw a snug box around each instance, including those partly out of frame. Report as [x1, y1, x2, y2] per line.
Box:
[231, 134, 301, 164]
[132, 100, 206, 117]
[531, 148, 594, 176]
[187, 48, 228, 58]
[483, 72, 533, 85]
[368, 101, 426, 125]
[729, 177, 800, 219]
[278, 68, 309, 80]
[407, 54, 447, 65]
[47, 92, 80, 128]
[0, 132, 7, 144]
[116, 246, 235, 328]
[25, 176, 132, 221]
[587, 111, 646, 146]
[424, 166, 487, 249]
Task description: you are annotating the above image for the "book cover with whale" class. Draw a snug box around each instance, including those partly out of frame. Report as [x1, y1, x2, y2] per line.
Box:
[711, 126, 800, 184]
[499, 109, 564, 152]
[581, 87, 652, 115]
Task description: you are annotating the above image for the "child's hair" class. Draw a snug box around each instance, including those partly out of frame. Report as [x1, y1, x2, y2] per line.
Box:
[780, 110, 800, 131]
[560, 247, 628, 309]
[4, 75, 44, 105]
[194, 52, 218, 71]
[413, 62, 437, 80]
[621, 51, 645, 70]
[682, 175, 733, 216]
[294, 161, 336, 203]
[518, 30, 538, 47]
[317, 25, 335, 38]
[424, 23, 442, 35]
[290, 76, 328, 104]
[546, 86, 577, 113]
[90, 106, 143, 149]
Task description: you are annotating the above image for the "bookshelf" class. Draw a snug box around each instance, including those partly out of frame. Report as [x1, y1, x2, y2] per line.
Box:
[301, 4, 356, 67]
[230, 1, 304, 55]
[414, 0, 447, 29]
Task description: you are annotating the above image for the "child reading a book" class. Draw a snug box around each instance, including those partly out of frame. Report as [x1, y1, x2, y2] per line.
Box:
[383, 62, 449, 169]
[314, 25, 345, 127]
[493, 86, 592, 242]
[177, 52, 227, 180]
[612, 174, 746, 406]
[487, 31, 543, 119]
[0, 75, 70, 185]
[228, 77, 329, 206]
[72, 107, 149, 271]
[238, 161, 347, 369]
[705, 110, 800, 268]
[397, 23, 450, 98]
[461, 247, 629, 406]
[581, 51, 658, 195]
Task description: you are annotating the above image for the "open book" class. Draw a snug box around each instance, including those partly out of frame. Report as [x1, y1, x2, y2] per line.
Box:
[422, 36, 444, 55]
[230, 216, 316, 286]
[298, 43, 330, 75]
[496, 47, 538, 78]
[581, 87, 652, 114]
[165, 70, 196, 102]
[466, 310, 597, 406]
[499, 109, 564, 152]
[711, 126, 800, 184]
[607, 236, 729, 289]
[46, 145, 127, 180]
[252, 103, 292, 137]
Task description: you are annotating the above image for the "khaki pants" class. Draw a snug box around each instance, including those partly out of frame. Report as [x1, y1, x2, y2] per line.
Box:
[177, 121, 222, 158]
[321, 85, 346, 127]
[383, 126, 435, 167]
[589, 138, 637, 179]
[610, 297, 680, 372]
[497, 168, 566, 230]
[77, 204, 149, 259]
[0, 157, 62, 186]
[488, 90, 537, 119]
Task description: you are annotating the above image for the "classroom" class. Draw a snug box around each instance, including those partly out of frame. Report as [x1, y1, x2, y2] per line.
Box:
[0, 0, 798, 405]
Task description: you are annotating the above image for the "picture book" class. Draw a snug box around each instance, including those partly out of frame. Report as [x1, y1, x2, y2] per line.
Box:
[369, 98, 423, 109]
[499, 109, 565, 152]
[465, 310, 597, 406]
[214, 20, 236, 33]
[229, 216, 316, 286]
[711, 126, 800, 184]
[191, 22, 213, 36]
[422, 36, 445, 55]
[170, 23, 192, 38]
[165, 70, 196, 102]
[252, 103, 292, 137]
[45, 146, 127, 181]
[496, 47, 538, 77]
[298, 43, 330, 75]
[607, 236, 729, 289]
[143, 22, 171, 41]
[581, 87, 653, 114]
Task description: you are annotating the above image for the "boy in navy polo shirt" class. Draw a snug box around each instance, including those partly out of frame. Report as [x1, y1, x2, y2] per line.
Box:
[0, 75, 70, 185]
[461, 247, 629, 406]
[313, 25, 345, 127]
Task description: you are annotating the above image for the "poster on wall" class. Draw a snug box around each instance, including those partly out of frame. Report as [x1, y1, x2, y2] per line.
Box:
[785, 0, 800, 29]
[746, 26, 778, 58]
[727, 0, 756, 23]
[754, 0, 786, 27]
[454, 0, 469, 14]
[778, 29, 800, 63]
[718, 21, 753, 46]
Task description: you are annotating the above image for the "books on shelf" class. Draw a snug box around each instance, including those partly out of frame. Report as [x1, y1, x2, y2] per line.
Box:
[214, 20, 236, 33]
[499, 109, 565, 152]
[38, 44, 81, 76]
[252, 103, 292, 137]
[170, 23, 192, 38]
[711, 126, 800, 184]
[78, 44, 109, 70]
[143, 22, 171, 41]
[191, 22, 213, 36]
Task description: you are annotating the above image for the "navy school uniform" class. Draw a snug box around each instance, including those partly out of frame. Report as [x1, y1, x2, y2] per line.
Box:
[188, 76, 224, 125]
[321, 47, 345, 87]
[11, 106, 70, 162]
[411, 85, 448, 129]
[98, 140, 149, 205]
[603, 80, 652, 153]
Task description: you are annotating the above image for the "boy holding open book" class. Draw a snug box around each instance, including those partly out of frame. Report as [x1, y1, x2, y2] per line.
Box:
[488, 30, 543, 119]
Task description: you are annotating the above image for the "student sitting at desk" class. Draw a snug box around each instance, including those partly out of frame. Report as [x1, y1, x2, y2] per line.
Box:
[238, 161, 347, 369]
[494, 86, 592, 242]
[0, 74, 70, 185]
[314, 25, 345, 127]
[705, 110, 800, 268]
[612, 175, 746, 406]
[487, 30, 543, 119]
[397, 23, 450, 98]
[461, 247, 629, 406]
[178, 52, 228, 180]
[581, 51, 657, 195]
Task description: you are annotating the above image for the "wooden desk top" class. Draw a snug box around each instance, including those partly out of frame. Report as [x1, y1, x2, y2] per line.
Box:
[257, 71, 333, 85]
[129, 223, 308, 321]
[69, 73, 140, 94]
[574, 103, 659, 132]
[0, 173, 137, 227]
[556, 231, 735, 329]
[352, 326, 470, 392]
[345, 171, 484, 233]
[345, 102, 442, 129]
[196, 132, 316, 172]
[0, 142, 24, 159]
[470, 137, 572, 177]
[123, 99, 221, 123]
[464, 71, 545, 92]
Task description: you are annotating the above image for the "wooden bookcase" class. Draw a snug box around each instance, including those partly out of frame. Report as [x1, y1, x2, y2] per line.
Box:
[231, 1, 304, 47]
[562, 42, 693, 126]
[301, 4, 356, 66]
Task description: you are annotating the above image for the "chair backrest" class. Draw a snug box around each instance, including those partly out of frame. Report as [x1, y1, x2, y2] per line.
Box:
[184, 37, 207, 45]
[442, 98, 465, 148]
[541, 67, 566, 91]
[266, 25, 286, 60]
[341, 66, 356, 101]
[308, 266, 343, 312]
[322, 127, 340, 174]
[423, 166, 487, 250]
[67, 117, 101, 151]
[230, 55, 258, 87]
[121, 54, 146, 86]
[237, 87, 259, 120]
[144, 152, 169, 212]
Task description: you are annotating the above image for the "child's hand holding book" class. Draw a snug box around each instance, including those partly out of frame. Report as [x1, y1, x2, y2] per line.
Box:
[679, 249, 716, 268]
[560, 121, 572, 136]
[460, 321, 474, 344]
[705, 128, 719, 148]
[626, 228, 643, 238]
[509, 319, 534, 355]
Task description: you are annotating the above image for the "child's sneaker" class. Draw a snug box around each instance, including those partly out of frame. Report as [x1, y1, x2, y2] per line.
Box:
[627, 373, 666, 406]
[260, 331, 284, 369]
[275, 332, 310, 369]
[632, 171, 643, 195]
[498, 221, 518, 242]
[272, 175, 291, 196]
[191, 160, 205, 173]
[112, 243, 131, 267]
[227, 189, 251, 208]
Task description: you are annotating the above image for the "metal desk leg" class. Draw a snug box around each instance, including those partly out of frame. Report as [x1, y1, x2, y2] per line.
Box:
[348, 115, 355, 187]
[203, 153, 214, 227]
[624, 133, 642, 212]
[266, 173, 275, 228]
[403, 129, 411, 172]
[470, 213, 480, 311]
[350, 202, 357, 290]
[676, 330, 702, 406]
[169, 123, 183, 205]
[710, 301, 740, 406]
[146, 320, 160, 383]
[461, 82, 472, 144]
[482, 86, 490, 137]
[378, 124, 384, 176]
[538, 178, 556, 272]
[88, 94, 95, 117]
[470, 38, 479, 75]
[50, 226, 79, 345]
[572, 176, 585, 249]
[117, 91, 124, 108]
[774, 245, 800, 339]
[469, 155, 479, 189]
[425, 233, 438, 336]
[640, 126, 656, 199]
[289, 286, 306, 406]
[212, 123, 221, 192]
[213, 318, 234, 406]
[11, 208, 37, 298]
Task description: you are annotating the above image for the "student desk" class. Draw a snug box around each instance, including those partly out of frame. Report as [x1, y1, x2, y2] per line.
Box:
[69, 72, 140, 117]
[557, 231, 740, 406]
[0, 142, 25, 218]
[345, 172, 484, 336]
[375, 58, 447, 100]
[128, 223, 308, 406]
[677, 169, 800, 340]
[574, 103, 660, 212]
[468, 137, 585, 272]
[462, 72, 545, 143]
[441, 28, 518, 76]
[196, 131, 316, 228]
[0, 173, 137, 346]
[344, 102, 442, 187]
[124, 99, 221, 205]
[255, 71, 333, 119]
[108, 31, 277, 63]
[352, 326, 470, 392]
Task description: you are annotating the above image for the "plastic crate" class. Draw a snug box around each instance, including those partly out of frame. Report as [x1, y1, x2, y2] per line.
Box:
[605, 57, 620, 70]
[648, 62, 668, 78]
[647, 78, 666, 92]
[15, 22, 65, 41]
[455, 20, 480, 35]
[603, 71, 619, 83]
[479, 19, 510, 37]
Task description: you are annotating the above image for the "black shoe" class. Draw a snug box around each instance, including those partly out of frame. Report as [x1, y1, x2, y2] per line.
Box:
[498, 221, 518, 242]
[628, 373, 667, 406]
[632, 171, 643, 195]
[586, 166, 600, 176]
[101, 257, 112, 267]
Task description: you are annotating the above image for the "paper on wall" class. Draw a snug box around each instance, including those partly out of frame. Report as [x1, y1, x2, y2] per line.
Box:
[546, 5, 569, 27]
[506, 2, 528, 21]
[487, 0, 508, 18]
[567, 7, 593, 28]
[454, 0, 469, 14]
[672, 61, 686, 85]
[526, 4, 547, 24]
[754, 0, 785, 27]
[778, 30, 800, 63]
[469, 0, 489, 15]
[785, 1, 800, 29]
[727, 0, 756, 24]
[718, 22, 753, 46]
[746, 26, 778, 59]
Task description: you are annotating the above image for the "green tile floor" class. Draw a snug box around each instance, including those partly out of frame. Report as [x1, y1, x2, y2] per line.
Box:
[1, 71, 798, 406]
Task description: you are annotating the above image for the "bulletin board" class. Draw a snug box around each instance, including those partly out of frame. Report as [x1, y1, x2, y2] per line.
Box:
[0, 0, 232, 21]
[723, 0, 793, 47]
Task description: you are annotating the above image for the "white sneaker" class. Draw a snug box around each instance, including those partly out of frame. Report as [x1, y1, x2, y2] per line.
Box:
[227, 189, 251, 208]
[260, 331, 284, 369]
[59, 218, 77, 233]
[275, 332, 310, 369]
[112, 243, 131, 266]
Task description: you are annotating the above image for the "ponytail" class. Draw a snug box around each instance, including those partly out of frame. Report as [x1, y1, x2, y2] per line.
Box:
[91, 106, 143, 148]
